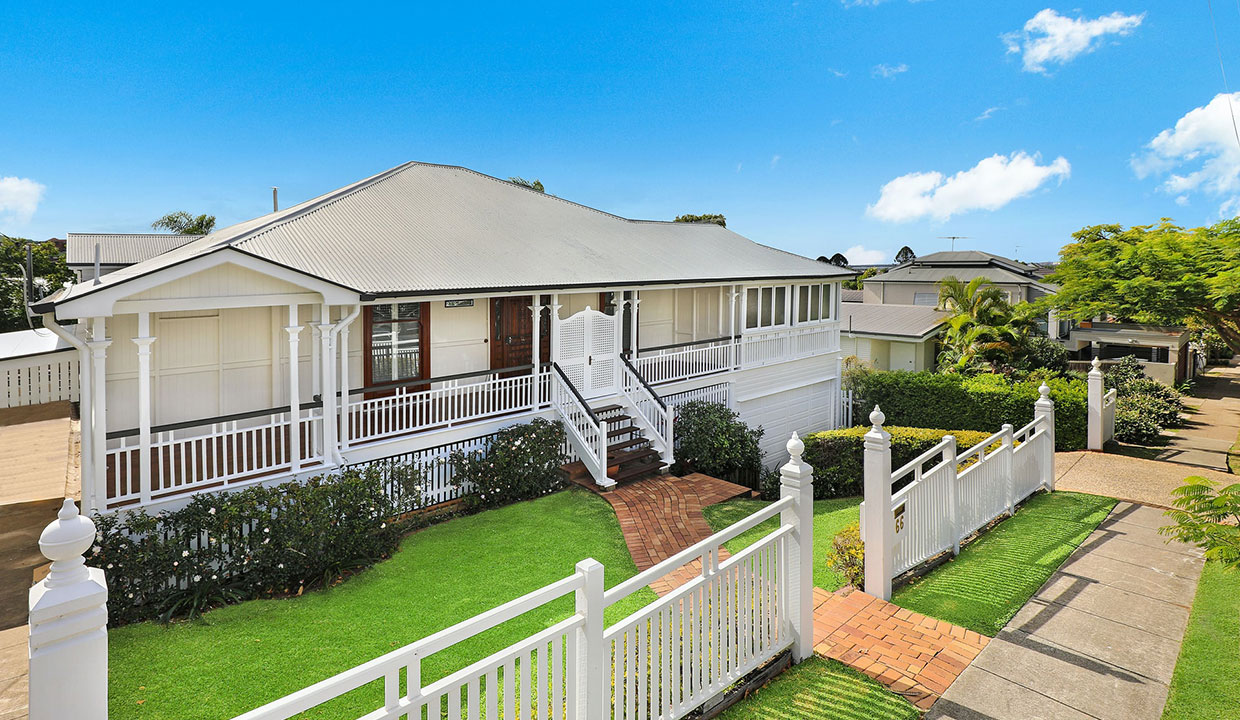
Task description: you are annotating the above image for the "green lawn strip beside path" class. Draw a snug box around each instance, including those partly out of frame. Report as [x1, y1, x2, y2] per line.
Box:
[108, 488, 657, 720]
[892, 491, 1117, 637]
[703, 497, 862, 592]
[1162, 561, 1240, 720]
[716, 657, 920, 720]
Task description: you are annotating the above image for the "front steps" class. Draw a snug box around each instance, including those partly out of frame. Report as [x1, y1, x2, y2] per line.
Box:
[562, 402, 667, 490]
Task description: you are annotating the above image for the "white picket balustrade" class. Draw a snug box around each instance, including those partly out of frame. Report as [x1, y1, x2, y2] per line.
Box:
[104, 408, 322, 508]
[620, 359, 675, 463]
[862, 385, 1056, 600]
[633, 322, 840, 387]
[550, 366, 609, 486]
[664, 382, 733, 411]
[633, 339, 737, 384]
[346, 372, 538, 445]
[1, 350, 78, 408]
[1102, 388, 1117, 444]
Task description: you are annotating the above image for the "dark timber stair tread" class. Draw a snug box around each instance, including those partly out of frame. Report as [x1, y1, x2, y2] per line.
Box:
[592, 404, 625, 415]
[606, 425, 640, 438]
[612, 459, 666, 483]
[611, 448, 660, 467]
[607, 437, 649, 454]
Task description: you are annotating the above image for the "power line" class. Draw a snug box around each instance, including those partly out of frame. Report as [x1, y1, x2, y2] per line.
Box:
[1207, 0, 1240, 152]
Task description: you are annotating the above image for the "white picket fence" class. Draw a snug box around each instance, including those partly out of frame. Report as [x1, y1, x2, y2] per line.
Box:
[860, 384, 1056, 600]
[26, 434, 818, 720]
[1, 350, 78, 408]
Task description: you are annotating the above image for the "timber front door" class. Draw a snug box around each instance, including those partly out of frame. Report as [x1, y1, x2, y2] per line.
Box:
[491, 297, 550, 376]
[556, 306, 620, 398]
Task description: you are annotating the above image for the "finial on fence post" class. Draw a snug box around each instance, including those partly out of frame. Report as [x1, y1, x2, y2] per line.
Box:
[869, 405, 886, 431]
[779, 431, 815, 661]
[29, 499, 108, 720]
[1038, 382, 1051, 402]
[1089, 356, 1102, 375]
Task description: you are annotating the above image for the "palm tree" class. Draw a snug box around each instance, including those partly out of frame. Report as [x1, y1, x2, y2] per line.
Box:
[936, 276, 1032, 372]
[152, 211, 215, 235]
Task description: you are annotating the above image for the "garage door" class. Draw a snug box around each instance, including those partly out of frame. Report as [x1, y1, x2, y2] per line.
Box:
[738, 380, 838, 466]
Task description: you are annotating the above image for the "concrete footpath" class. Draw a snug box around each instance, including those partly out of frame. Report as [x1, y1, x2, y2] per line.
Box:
[928, 502, 1204, 720]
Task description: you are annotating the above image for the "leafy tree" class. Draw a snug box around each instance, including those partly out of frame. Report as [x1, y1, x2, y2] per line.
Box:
[825, 253, 849, 267]
[1048, 219, 1240, 353]
[935, 276, 1041, 373]
[507, 177, 545, 193]
[152, 211, 215, 235]
[674, 213, 726, 227]
[842, 267, 880, 290]
[0, 234, 73, 331]
[895, 245, 916, 263]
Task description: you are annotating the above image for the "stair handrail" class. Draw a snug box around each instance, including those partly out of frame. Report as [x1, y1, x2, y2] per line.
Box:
[549, 363, 610, 485]
[618, 356, 674, 464]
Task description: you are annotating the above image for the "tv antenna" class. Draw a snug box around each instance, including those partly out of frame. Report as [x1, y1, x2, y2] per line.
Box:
[938, 236, 970, 251]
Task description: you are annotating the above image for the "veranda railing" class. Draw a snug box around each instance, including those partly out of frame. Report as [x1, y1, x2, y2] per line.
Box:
[27, 433, 820, 720]
[632, 322, 841, 386]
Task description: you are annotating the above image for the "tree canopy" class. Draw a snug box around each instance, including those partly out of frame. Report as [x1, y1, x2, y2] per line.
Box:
[673, 213, 726, 227]
[895, 245, 916, 263]
[508, 177, 545, 193]
[152, 211, 216, 235]
[842, 267, 880, 290]
[936, 276, 1040, 373]
[0, 234, 72, 332]
[1047, 219, 1240, 353]
[824, 253, 849, 267]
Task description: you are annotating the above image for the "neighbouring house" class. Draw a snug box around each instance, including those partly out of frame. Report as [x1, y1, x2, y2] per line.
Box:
[30, 161, 850, 514]
[861, 250, 1055, 306]
[839, 302, 946, 372]
[66, 233, 201, 282]
[859, 249, 1197, 384]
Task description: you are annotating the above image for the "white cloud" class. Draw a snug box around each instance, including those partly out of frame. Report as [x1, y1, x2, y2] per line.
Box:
[1003, 9, 1144, 73]
[975, 106, 1004, 122]
[1132, 93, 1240, 215]
[872, 63, 908, 79]
[0, 176, 46, 224]
[1175, 195, 1190, 206]
[828, 68, 848, 78]
[770, 154, 781, 169]
[866, 151, 1071, 223]
[842, 244, 889, 264]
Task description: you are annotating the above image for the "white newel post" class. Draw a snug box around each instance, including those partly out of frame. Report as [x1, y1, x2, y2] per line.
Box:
[28, 500, 107, 720]
[134, 312, 155, 505]
[780, 432, 815, 661]
[1087, 357, 1104, 451]
[574, 558, 606, 718]
[943, 435, 961, 555]
[286, 304, 303, 472]
[862, 406, 894, 601]
[1034, 382, 1056, 490]
[1001, 424, 1015, 515]
[529, 301, 542, 410]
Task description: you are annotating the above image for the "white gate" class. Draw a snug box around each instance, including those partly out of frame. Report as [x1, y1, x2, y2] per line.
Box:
[555, 307, 620, 398]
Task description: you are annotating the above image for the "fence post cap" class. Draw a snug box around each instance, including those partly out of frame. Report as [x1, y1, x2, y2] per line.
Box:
[38, 499, 96, 587]
[1090, 357, 1102, 372]
[869, 405, 886, 429]
[786, 431, 805, 461]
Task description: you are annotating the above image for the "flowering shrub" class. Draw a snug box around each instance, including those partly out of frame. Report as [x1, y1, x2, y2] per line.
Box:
[90, 468, 402, 625]
[826, 522, 864, 588]
[449, 418, 566, 510]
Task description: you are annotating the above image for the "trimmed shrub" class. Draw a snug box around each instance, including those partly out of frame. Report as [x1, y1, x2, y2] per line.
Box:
[801, 425, 995, 499]
[1114, 397, 1164, 445]
[673, 400, 765, 480]
[90, 468, 403, 626]
[849, 370, 1087, 451]
[1019, 336, 1070, 374]
[826, 521, 865, 589]
[449, 418, 566, 510]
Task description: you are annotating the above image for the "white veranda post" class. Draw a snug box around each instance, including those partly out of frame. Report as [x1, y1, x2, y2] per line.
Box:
[285, 304, 303, 472]
[133, 312, 155, 504]
[87, 318, 110, 512]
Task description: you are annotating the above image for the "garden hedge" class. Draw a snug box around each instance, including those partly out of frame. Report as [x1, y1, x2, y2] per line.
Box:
[848, 371, 1086, 451]
[801, 425, 996, 499]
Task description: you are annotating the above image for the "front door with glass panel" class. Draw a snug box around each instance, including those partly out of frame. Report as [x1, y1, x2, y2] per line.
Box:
[556, 307, 620, 398]
[364, 302, 429, 395]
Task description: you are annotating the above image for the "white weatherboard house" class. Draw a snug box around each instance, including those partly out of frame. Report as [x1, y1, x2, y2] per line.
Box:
[35, 162, 850, 514]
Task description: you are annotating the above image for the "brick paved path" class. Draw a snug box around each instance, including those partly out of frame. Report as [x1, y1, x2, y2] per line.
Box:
[581, 473, 751, 595]
[813, 586, 989, 711]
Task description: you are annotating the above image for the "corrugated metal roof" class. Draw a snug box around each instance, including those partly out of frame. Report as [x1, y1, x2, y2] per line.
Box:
[55, 162, 850, 305]
[841, 288, 864, 303]
[840, 303, 948, 339]
[65, 233, 202, 266]
[0, 328, 74, 360]
[865, 265, 1045, 285]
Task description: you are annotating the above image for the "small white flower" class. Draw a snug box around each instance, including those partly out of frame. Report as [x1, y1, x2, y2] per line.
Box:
[106, 563, 113, 569]
[182, 550, 190, 557]
[277, 563, 284, 569]
[263, 538, 270, 544]
[264, 527, 270, 533]
[208, 507, 216, 515]
[128, 593, 134, 598]
[380, 523, 386, 529]
[211, 574, 217, 580]
[91, 545, 101, 554]
[194, 574, 201, 582]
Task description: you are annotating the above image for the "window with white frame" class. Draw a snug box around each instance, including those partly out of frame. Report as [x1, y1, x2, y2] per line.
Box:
[795, 283, 835, 323]
[744, 285, 789, 330]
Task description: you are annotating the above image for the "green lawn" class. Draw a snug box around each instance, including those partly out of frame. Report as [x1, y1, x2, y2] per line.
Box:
[716, 657, 920, 720]
[1163, 561, 1240, 720]
[892, 491, 1117, 636]
[108, 488, 657, 719]
[702, 497, 862, 591]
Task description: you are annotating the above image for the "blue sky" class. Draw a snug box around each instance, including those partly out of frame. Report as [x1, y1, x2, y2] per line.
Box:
[2, 1, 1238, 263]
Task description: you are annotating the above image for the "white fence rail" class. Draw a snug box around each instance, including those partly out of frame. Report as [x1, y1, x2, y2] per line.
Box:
[619, 358, 674, 464]
[663, 382, 733, 411]
[1, 350, 78, 408]
[861, 384, 1056, 600]
[550, 364, 610, 487]
[26, 434, 819, 720]
[1087, 357, 1117, 450]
